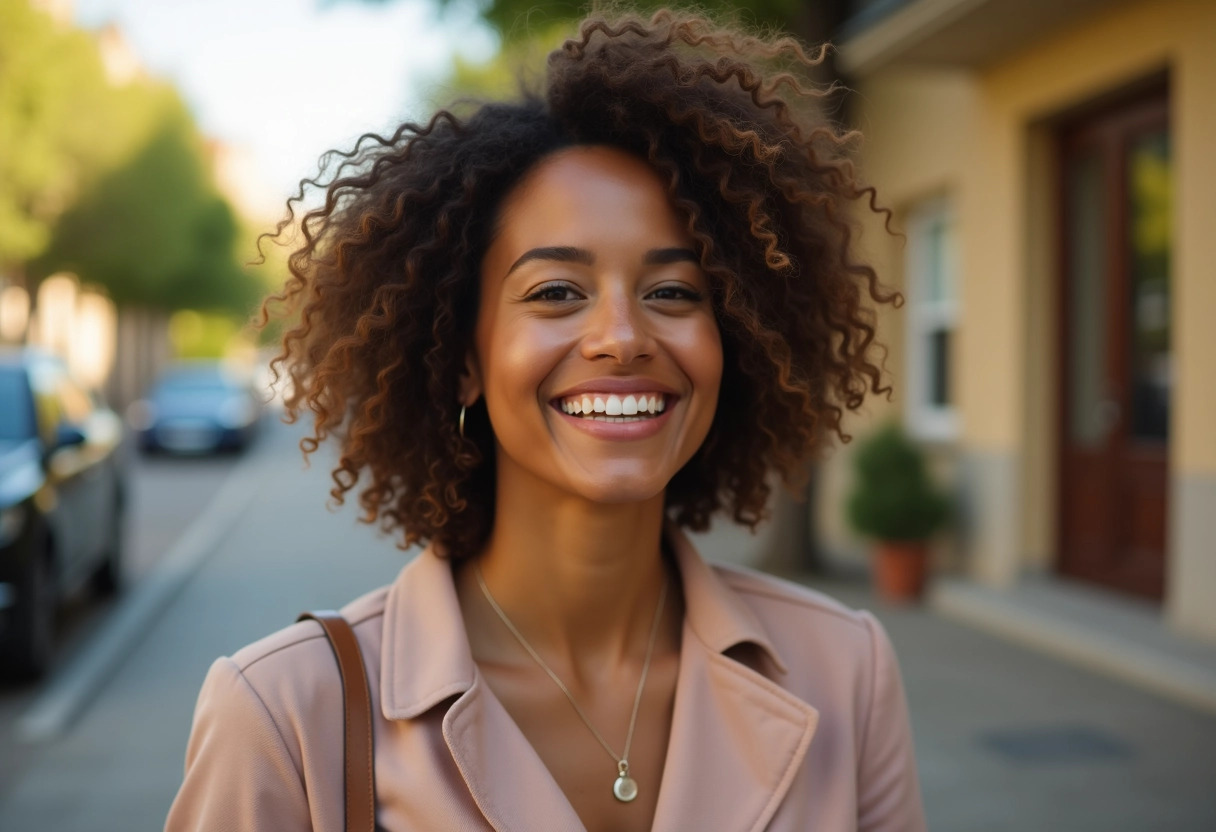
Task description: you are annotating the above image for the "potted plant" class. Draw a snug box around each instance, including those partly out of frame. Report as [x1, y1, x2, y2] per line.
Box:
[846, 423, 950, 602]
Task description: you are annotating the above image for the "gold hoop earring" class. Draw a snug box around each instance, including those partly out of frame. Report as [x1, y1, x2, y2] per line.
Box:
[459, 405, 466, 439]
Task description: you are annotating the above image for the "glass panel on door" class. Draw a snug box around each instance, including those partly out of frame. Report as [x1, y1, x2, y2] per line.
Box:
[1126, 129, 1171, 442]
[1066, 152, 1110, 450]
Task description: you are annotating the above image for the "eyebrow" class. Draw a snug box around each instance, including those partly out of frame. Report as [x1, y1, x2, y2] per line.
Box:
[505, 246, 593, 277]
[504, 245, 699, 277]
[644, 247, 699, 266]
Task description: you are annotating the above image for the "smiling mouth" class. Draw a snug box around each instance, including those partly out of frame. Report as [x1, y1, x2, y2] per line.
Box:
[553, 392, 670, 422]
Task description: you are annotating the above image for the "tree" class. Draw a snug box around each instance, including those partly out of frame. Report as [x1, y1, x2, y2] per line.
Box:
[35, 100, 261, 315]
[0, 0, 110, 269]
[0, 0, 262, 314]
[361, 0, 816, 40]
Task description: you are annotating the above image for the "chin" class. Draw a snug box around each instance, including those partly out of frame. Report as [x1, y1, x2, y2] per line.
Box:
[570, 475, 670, 507]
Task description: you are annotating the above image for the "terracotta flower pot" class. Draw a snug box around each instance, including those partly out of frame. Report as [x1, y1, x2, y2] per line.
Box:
[872, 541, 930, 603]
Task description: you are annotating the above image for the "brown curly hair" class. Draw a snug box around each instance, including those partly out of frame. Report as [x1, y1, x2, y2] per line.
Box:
[257, 8, 899, 560]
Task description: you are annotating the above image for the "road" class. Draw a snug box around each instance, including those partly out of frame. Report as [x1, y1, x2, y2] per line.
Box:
[0, 416, 1213, 830]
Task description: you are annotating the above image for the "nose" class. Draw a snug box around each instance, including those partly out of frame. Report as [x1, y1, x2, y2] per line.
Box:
[579, 290, 656, 364]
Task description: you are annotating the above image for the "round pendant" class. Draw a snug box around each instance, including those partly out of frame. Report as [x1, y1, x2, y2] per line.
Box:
[613, 774, 639, 803]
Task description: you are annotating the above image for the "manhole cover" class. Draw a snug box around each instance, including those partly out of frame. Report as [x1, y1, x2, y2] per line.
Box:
[978, 724, 1134, 764]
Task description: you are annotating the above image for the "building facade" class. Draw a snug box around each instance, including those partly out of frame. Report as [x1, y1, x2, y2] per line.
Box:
[810, 0, 1215, 655]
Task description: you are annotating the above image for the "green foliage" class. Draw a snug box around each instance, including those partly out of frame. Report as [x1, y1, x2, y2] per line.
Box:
[426, 21, 573, 107]
[0, 0, 172, 266]
[0, 0, 261, 314]
[0, 0, 106, 264]
[34, 103, 261, 315]
[168, 310, 244, 359]
[846, 423, 950, 543]
[431, 0, 808, 41]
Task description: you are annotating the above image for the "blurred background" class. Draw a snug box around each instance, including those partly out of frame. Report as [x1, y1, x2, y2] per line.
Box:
[0, 0, 1213, 829]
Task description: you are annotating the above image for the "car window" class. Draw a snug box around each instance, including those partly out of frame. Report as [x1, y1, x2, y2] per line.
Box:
[27, 359, 74, 439]
[0, 367, 36, 441]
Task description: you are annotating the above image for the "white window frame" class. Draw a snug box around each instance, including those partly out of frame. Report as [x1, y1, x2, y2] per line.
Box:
[904, 196, 960, 443]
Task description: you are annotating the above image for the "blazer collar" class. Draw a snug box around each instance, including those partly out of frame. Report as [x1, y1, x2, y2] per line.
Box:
[654, 526, 817, 831]
[379, 533, 817, 832]
[665, 524, 789, 675]
[380, 528, 788, 718]
[380, 546, 477, 720]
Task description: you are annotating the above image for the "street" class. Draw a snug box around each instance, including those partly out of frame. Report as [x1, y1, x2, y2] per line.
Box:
[0, 416, 1213, 830]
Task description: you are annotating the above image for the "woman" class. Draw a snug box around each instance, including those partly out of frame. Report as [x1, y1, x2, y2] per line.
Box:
[167, 9, 925, 832]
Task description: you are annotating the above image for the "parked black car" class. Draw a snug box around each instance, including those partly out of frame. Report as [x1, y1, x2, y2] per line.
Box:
[0, 349, 126, 679]
[129, 363, 262, 454]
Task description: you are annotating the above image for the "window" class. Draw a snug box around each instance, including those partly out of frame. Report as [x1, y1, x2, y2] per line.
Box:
[904, 197, 959, 441]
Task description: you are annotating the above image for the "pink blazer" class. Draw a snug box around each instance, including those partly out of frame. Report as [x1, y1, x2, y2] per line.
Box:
[165, 531, 926, 831]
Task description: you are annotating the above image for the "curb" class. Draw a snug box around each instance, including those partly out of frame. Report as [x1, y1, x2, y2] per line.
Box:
[930, 578, 1216, 717]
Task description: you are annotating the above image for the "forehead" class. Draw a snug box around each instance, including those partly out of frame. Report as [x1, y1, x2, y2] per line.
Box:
[491, 145, 691, 251]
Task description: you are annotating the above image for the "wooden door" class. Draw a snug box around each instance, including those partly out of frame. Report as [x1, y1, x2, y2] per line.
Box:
[1057, 85, 1170, 601]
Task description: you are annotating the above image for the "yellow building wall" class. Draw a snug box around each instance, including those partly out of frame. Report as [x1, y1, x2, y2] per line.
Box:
[975, 0, 1216, 638]
[978, 0, 1216, 476]
[820, 0, 1216, 615]
[815, 70, 978, 568]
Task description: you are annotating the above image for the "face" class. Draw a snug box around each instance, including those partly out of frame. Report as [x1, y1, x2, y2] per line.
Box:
[464, 145, 723, 506]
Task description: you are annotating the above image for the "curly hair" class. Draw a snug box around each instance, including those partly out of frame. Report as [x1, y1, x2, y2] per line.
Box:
[257, 8, 899, 560]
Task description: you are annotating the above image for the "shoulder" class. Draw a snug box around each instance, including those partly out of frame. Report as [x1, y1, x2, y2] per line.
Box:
[710, 562, 889, 679]
[171, 592, 391, 831]
[214, 584, 390, 733]
[712, 562, 875, 634]
[228, 585, 389, 675]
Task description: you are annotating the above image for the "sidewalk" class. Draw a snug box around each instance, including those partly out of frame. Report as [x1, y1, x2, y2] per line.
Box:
[0, 419, 1213, 830]
[805, 574, 1216, 831]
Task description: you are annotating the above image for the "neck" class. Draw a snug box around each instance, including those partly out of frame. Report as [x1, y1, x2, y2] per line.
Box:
[457, 461, 674, 674]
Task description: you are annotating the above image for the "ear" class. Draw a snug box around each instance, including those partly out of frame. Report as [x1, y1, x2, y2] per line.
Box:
[457, 349, 482, 407]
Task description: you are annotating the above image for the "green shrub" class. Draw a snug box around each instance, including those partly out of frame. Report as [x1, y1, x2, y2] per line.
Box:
[846, 423, 950, 542]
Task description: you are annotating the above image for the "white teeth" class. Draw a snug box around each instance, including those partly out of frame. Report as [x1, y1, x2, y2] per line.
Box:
[558, 392, 669, 418]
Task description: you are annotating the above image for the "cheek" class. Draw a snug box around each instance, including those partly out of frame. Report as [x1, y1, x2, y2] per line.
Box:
[681, 316, 724, 405]
[476, 312, 566, 413]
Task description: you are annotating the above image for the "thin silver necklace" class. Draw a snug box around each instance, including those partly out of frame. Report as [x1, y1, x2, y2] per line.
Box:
[474, 564, 669, 804]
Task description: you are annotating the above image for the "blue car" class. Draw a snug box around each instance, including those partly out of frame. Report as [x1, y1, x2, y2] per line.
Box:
[130, 364, 263, 454]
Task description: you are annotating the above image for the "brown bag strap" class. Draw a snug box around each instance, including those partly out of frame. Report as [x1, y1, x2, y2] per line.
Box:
[298, 611, 376, 832]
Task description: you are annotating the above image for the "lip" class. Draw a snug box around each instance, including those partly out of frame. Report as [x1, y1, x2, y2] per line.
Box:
[552, 406, 673, 441]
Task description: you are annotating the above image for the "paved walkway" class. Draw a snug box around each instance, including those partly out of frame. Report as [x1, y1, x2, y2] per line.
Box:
[816, 577, 1216, 830]
[0, 419, 1213, 830]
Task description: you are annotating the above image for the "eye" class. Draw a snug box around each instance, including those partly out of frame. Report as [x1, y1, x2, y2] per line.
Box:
[523, 282, 583, 303]
[646, 284, 705, 303]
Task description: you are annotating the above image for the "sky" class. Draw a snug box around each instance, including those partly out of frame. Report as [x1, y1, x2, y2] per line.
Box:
[74, 0, 498, 212]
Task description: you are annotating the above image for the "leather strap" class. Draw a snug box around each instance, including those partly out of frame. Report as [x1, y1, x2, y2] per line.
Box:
[298, 611, 376, 832]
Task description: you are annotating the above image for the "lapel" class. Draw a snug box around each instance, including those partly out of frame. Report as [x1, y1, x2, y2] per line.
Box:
[442, 674, 587, 831]
[650, 530, 820, 832]
[379, 536, 819, 832]
[380, 546, 585, 832]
